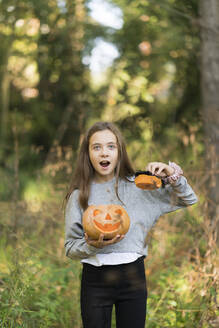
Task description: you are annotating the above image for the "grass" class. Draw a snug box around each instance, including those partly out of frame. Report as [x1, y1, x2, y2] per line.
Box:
[0, 186, 218, 328]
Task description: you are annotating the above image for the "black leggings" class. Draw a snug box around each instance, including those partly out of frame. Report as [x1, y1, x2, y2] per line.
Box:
[81, 256, 147, 328]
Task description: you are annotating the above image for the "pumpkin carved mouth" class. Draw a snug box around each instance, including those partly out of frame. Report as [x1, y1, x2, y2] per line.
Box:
[93, 219, 120, 232]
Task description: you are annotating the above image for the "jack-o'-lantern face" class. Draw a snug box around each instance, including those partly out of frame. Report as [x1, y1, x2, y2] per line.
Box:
[93, 207, 123, 233]
[82, 204, 130, 240]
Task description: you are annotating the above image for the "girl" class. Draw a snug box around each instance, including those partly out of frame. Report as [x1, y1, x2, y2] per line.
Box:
[65, 121, 197, 328]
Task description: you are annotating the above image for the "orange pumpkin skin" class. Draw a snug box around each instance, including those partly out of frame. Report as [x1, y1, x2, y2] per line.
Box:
[135, 174, 162, 190]
[82, 204, 130, 240]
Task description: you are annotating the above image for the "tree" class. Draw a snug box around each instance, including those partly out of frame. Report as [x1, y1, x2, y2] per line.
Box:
[0, 0, 93, 197]
[98, 0, 201, 167]
[200, 0, 219, 242]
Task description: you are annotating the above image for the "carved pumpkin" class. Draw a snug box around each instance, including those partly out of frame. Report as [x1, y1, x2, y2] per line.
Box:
[82, 204, 130, 240]
[135, 171, 162, 190]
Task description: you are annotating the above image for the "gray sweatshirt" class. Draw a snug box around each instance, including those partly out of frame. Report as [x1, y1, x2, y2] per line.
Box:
[65, 176, 198, 260]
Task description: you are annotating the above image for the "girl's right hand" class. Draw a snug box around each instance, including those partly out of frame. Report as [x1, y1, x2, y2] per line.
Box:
[85, 233, 124, 248]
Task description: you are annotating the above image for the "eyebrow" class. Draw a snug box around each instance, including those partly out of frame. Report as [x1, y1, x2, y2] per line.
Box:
[91, 142, 117, 146]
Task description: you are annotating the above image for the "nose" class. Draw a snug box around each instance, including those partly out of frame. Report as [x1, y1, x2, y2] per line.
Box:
[100, 146, 109, 157]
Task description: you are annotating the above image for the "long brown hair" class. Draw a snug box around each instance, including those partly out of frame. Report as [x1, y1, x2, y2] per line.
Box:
[65, 121, 135, 210]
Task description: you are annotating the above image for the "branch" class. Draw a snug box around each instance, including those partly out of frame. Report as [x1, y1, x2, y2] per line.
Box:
[147, 0, 219, 36]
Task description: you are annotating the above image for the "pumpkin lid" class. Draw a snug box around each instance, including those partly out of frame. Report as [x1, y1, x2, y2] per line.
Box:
[134, 171, 164, 189]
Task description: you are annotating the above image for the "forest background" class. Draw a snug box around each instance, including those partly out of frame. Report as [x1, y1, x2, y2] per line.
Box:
[0, 0, 218, 327]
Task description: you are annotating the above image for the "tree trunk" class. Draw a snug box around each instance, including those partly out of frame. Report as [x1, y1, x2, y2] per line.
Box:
[44, 0, 87, 166]
[200, 0, 219, 242]
[0, 68, 10, 158]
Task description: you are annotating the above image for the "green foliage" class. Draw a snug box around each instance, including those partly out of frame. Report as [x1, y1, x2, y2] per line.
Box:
[0, 251, 81, 327]
[0, 194, 218, 327]
[102, 0, 202, 168]
[0, 0, 218, 327]
[0, 198, 82, 328]
[0, 0, 203, 197]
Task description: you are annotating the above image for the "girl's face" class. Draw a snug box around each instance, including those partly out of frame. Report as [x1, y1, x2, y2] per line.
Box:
[89, 129, 119, 183]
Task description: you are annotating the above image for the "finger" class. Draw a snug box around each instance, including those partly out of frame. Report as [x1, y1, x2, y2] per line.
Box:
[103, 238, 117, 246]
[98, 234, 104, 243]
[150, 162, 166, 176]
[146, 162, 154, 173]
[157, 172, 166, 178]
[116, 235, 124, 242]
[151, 162, 162, 175]
[84, 233, 90, 243]
[102, 235, 119, 246]
[112, 234, 121, 242]
[85, 232, 88, 240]
[85, 234, 96, 246]
[113, 235, 124, 244]
[105, 234, 123, 246]
[85, 234, 99, 247]
[165, 165, 175, 176]
[155, 164, 166, 176]
[150, 163, 158, 175]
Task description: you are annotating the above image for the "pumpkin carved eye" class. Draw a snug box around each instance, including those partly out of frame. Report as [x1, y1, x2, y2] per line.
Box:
[93, 209, 101, 216]
[115, 209, 122, 216]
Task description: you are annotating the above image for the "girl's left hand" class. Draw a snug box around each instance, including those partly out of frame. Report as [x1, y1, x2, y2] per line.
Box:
[85, 233, 124, 249]
[146, 162, 175, 177]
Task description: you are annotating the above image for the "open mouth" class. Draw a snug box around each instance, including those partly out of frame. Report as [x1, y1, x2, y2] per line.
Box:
[100, 161, 110, 168]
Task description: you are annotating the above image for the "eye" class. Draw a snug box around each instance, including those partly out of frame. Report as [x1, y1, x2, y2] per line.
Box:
[93, 209, 101, 216]
[115, 209, 122, 216]
[93, 145, 100, 150]
[108, 144, 116, 150]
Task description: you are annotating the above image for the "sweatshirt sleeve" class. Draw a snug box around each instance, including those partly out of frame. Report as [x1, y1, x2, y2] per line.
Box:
[64, 190, 100, 260]
[157, 175, 198, 215]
